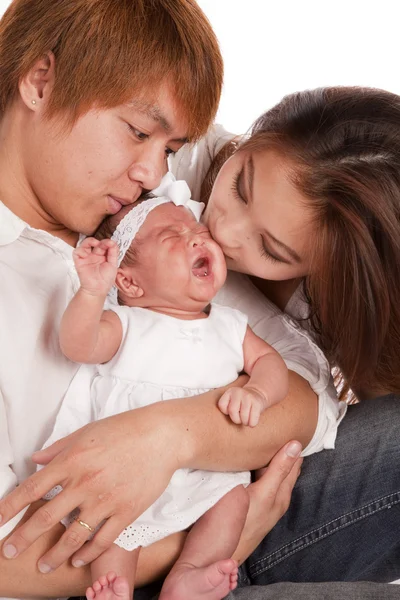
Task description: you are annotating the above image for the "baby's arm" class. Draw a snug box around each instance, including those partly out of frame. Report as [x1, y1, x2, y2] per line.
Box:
[218, 326, 289, 427]
[60, 238, 122, 364]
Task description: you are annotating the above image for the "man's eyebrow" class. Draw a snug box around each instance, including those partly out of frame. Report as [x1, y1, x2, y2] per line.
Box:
[145, 105, 171, 132]
[264, 229, 302, 264]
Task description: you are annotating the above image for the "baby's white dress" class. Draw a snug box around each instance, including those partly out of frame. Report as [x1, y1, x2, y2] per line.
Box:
[44, 303, 251, 550]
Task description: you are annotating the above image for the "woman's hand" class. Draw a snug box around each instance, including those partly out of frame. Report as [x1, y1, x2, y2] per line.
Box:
[0, 403, 184, 573]
[233, 440, 303, 565]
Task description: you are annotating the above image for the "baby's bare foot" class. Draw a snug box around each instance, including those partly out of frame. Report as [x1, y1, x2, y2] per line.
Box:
[159, 559, 238, 600]
[86, 571, 130, 600]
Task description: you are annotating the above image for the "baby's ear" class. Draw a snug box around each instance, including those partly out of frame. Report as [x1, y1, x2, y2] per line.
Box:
[115, 267, 144, 299]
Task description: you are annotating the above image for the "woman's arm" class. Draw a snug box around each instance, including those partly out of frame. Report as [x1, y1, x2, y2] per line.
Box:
[233, 441, 303, 565]
[0, 373, 317, 572]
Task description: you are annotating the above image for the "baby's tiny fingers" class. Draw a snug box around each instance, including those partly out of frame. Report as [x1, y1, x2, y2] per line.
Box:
[92, 245, 107, 256]
[106, 242, 119, 267]
[98, 239, 115, 251]
[72, 248, 88, 260]
[73, 244, 95, 258]
[227, 397, 242, 425]
[217, 392, 231, 415]
[80, 237, 100, 249]
[248, 404, 261, 428]
[238, 398, 251, 426]
[101, 239, 118, 249]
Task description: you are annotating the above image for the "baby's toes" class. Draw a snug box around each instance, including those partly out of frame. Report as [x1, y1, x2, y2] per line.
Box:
[86, 586, 96, 600]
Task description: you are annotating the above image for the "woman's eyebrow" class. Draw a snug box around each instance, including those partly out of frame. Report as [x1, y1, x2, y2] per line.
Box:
[247, 154, 255, 201]
[264, 229, 302, 263]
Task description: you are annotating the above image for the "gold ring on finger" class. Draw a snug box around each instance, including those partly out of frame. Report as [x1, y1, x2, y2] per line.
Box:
[74, 517, 95, 533]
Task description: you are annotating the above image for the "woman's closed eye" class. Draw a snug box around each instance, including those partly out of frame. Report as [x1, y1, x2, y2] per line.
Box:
[260, 235, 295, 265]
[231, 168, 284, 263]
[260, 236, 283, 263]
[231, 167, 248, 205]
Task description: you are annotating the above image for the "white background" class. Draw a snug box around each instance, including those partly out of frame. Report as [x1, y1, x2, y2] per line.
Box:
[1, 0, 399, 133]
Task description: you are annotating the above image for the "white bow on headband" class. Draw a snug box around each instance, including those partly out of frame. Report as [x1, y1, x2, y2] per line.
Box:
[151, 173, 205, 222]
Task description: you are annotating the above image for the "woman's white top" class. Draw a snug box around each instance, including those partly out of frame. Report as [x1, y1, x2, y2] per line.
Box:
[44, 304, 251, 550]
[0, 125, 346, 542]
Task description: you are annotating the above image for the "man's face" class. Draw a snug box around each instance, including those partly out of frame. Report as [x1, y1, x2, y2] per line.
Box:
[23, 84, 189, 235]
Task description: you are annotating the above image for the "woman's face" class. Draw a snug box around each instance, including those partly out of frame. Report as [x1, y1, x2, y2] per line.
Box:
[203, 149, 314, 281]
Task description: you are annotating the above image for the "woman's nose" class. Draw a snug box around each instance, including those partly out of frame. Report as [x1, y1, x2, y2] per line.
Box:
[214, 212, 248, 250]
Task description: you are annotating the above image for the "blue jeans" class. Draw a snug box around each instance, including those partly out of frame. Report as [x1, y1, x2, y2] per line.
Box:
[239, 393, 400, 585]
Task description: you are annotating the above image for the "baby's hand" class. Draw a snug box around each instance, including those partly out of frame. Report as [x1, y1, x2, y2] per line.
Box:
[218, 386, 268, 427]
[73, 238, 118, 296]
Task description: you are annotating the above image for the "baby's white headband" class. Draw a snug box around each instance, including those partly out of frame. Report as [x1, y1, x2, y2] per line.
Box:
[111, 172, 204, 266]
[108, 172, 205, 304]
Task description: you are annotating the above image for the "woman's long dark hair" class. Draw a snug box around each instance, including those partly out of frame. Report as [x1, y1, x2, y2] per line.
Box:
[205, 87, 400, 397]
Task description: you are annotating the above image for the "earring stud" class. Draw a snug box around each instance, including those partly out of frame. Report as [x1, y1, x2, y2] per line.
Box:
[31, 100, 37, 105]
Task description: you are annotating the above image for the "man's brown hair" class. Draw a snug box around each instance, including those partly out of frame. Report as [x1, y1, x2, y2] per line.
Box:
[0, 0, 223, 139]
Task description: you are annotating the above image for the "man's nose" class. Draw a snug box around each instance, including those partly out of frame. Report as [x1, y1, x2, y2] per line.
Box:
[127, 147, 166, 191]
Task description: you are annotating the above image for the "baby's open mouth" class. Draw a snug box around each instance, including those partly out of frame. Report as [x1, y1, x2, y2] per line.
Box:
[192, 256, 211, 278]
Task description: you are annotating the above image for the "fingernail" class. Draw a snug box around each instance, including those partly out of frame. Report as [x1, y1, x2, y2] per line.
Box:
[3, 544, 18, 558]
[286, 441, 302, 458]
[72, 559, 85, 568]
[38, 562, 53, 574]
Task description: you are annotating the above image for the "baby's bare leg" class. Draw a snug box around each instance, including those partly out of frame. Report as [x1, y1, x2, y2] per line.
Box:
[87, 544, 140, 600]
[160, 485, 249, 600]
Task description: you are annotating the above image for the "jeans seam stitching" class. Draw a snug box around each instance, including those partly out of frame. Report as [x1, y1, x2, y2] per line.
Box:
[250, 491, 400, 577]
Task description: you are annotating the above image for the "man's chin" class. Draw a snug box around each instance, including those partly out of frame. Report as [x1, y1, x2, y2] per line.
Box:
[76, 217, 106, 237]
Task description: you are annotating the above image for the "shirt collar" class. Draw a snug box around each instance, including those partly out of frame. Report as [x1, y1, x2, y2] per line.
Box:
[0, 201, 27, 246]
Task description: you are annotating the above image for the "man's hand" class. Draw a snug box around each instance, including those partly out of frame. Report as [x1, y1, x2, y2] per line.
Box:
[73, 238, 118, 296]
[0, 405, 179, 573]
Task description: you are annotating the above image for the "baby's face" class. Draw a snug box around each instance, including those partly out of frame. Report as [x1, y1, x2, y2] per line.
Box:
[127, 203, 227, 310]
